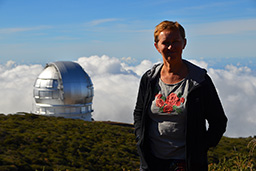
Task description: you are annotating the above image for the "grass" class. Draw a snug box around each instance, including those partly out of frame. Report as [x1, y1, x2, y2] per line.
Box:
[0, 113, 255, 171]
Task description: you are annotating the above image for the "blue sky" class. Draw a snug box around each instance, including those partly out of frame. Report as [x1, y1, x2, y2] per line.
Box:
[0, 0, 256, 66]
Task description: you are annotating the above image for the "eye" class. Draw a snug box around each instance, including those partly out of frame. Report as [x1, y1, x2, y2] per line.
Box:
[162, 41, 170, 46]
[173, 40, 180, 44]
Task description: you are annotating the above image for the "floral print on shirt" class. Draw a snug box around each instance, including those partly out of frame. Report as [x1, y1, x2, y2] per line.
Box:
[155, 92, 185, 114]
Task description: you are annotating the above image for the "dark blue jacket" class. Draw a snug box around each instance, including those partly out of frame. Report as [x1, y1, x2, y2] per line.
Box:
[133, 60, 227, 171]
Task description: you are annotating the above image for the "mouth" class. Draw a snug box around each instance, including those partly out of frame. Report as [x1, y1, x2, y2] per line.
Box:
[163, 52, 179, 60]
[165, 50, 176, 54]
[166, 51, 176, 56]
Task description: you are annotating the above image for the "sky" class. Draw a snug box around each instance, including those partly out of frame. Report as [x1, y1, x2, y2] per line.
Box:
[0, 0, 256, 65]
[0, 0, 256, 138]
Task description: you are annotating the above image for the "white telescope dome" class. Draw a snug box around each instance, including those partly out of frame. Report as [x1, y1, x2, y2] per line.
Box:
[33, 61, 93, 121]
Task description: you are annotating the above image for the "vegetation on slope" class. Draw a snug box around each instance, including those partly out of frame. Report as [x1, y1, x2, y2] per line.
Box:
[0, 113, 255, 171]
[208, 137, 256, 170]
[0, 113, 139, 171]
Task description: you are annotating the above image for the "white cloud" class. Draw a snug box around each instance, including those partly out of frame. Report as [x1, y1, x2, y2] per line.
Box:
[189, 18, 256, 36]
[88, 18, 120, 26]
[0, 55, 256, 138]
[190, 59, 256, 137]
[210, 66, 256, 137]
[76, 55, 147, 123]
[183, 1, 234, 10]
[0, 61, 43, 114]
[0, 26, 52, 34]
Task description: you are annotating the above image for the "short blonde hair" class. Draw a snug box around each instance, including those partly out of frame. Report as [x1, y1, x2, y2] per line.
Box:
[154, 21, 186, 43]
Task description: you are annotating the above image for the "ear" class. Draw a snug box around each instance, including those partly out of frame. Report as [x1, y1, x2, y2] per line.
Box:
[154, 42, 160, 53]
[183, 38, 187, 49]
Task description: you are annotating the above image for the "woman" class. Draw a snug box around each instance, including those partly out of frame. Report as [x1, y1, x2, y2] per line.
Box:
[133, 21, 227, 171]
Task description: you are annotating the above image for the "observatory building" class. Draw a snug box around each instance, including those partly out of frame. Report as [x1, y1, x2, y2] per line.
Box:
[33, 61, 93, 121]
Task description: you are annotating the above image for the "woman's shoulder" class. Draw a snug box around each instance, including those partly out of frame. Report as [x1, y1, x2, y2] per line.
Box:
[184, 60, 207, 84]
[142, 63, 163, 79]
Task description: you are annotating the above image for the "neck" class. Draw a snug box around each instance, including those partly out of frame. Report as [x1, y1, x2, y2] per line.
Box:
[162, 60, 184, 74]
[160, 60, 188, 84]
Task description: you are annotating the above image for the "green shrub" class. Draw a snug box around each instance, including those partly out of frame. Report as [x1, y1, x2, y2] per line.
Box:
[0, 113, 139, 171]
[208, 138, 256, 170]
[0, 113, 255, 171]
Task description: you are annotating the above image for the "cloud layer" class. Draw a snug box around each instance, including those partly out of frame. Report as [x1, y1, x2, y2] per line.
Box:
[0, 55, 255, 138]
[0, 61, 43, 114]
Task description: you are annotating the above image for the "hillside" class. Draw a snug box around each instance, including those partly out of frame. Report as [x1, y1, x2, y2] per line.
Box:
[0, 113, 255, 171]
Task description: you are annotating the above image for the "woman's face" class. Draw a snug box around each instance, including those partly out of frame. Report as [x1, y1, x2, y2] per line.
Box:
[154, 29, 186, 64]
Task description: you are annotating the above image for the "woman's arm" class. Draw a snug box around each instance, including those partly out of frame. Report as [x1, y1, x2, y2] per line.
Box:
[204, 74, 228, 148]
[133, 74, 147, 141]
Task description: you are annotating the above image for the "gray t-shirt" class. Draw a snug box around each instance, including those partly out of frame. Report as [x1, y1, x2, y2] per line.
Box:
[148, 75, 191, 160]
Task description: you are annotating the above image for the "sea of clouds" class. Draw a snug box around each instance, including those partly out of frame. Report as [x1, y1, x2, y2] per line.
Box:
[0, 55, 255, 138]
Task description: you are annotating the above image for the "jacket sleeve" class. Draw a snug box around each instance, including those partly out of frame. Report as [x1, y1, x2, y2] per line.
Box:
[204, 74, 228, 148]
[133, 73, 147, 141]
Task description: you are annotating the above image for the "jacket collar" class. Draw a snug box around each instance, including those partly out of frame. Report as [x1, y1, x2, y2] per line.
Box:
[183, 60, 206, 85]
[147, 60, 207, 85]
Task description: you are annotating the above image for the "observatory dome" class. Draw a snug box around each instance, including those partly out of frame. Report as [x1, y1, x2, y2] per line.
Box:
[33, 61, 93, 121]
